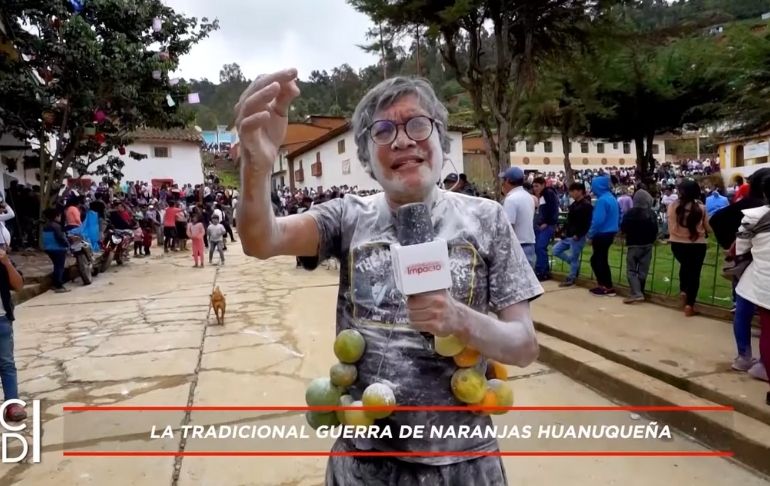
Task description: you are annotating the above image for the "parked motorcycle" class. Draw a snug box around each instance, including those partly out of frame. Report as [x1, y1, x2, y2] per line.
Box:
[100, 227, 133, 272]
[65, 226, 98, 286]
[67, 231, 97, 285]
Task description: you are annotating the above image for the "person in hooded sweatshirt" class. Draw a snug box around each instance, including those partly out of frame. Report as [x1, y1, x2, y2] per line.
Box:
[620, 188, 659, 304]
[587, 175, 620, 296]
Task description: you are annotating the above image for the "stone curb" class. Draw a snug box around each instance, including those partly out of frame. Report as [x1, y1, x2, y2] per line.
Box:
[535, 333, 770, 478]
[12, 252, 106, 306]
[550, 272, 751, 325]
[534, 319, 770, 428]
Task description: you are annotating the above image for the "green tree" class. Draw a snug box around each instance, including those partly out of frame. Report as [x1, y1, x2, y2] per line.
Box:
[0, 0, 218, 212]
[718, 24, 770, 135]
[349, 0, 618, 195]
[520, 59, 603, 185]
[586, 33, 729, 174]
[219, 62, 245, 84]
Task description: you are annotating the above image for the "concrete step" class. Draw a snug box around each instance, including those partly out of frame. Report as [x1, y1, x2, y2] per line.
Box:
[12, 283, 44, 305]
[533, 282, 769, 429]
[536, 332, 770, 478]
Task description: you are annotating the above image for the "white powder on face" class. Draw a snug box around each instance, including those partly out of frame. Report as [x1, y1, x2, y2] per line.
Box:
[369, 133, 444, 203]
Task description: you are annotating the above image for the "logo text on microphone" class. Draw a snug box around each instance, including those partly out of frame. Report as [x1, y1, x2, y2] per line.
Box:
[406, 261, 443, 276]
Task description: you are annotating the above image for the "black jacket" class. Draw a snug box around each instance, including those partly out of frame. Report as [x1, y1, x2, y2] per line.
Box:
[564, 197, 593, 238]
[621, 207, 658, 246]
[709, 196, 765, 249]
[536, 187, 561, 226]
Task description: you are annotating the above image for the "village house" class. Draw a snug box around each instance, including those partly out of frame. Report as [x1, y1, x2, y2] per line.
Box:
[82, 127, 205, 190]
[717, 129, 770, 182]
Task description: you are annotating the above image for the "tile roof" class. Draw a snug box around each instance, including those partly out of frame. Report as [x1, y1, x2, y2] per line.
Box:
[130, 127, 203, 143]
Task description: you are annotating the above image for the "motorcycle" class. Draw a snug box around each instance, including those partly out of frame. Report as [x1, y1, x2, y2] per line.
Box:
[66, 228, 97, 286]
[100, 227, 133, 272]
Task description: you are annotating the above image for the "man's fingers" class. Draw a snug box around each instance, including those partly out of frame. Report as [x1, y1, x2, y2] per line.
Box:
[235, 68, 298, 113]
[272, 80, 301, 118]
[238, 111, 271, 136]
[235, 82, 281, 128]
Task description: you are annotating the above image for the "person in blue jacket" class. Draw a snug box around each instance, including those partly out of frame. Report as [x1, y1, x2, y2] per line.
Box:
[42, 208, 71, 293]
[587, 175, 620, 296]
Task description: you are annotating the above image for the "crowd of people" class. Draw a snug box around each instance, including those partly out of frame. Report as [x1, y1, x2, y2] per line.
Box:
[35, 172, 240, 292]
[499, 162, 769, 401]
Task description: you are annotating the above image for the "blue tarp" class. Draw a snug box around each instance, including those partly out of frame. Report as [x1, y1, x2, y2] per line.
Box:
[70, 211, 101, 252]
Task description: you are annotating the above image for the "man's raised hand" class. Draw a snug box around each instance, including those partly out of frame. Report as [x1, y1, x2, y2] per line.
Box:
[234, 68, 300, 173]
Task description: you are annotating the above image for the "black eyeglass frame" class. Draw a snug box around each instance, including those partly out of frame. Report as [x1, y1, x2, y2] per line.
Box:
[366, 116, 438, 146]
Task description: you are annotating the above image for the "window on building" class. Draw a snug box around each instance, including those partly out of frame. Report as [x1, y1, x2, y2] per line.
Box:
[652, 144, 660, 155]
[337, 139, 346, 154]
[543, 141, 553, 153]
[613, 142, 619, 150]
[526, 141, 535, 152]
[278, 153, 283, 171]
[153, 146, 169, 158]
[623, 142, 631, 154]
[597, 143, 605, 154]
[580, 142, 589, 154]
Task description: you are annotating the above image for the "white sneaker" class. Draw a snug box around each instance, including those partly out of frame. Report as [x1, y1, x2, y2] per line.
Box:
[747, 362, 768, 382]
[732, 355, 757, 372]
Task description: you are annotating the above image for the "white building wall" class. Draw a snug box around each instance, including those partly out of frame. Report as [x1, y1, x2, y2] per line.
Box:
[90, 141, 204, 186]
[509, 136, 667, 172]
[293, 130, 465, 191]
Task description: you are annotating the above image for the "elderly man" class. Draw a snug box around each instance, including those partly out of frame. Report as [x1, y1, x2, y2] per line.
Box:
[235, 69, 542, 485]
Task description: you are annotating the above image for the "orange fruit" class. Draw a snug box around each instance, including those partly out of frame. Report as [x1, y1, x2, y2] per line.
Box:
[329, 363, 357, 388]
[305, 377, 342, 407]
[487, 379, 514, 415]
[486, 360, 508, 381]
[434, 335, 465, 357]
[451, 368, 487, 404]
[453, 347, 481, 368]
[475, 390, 499, 415]
[362, 383, 397, 419]
[334, 329, 366, 364]
[305, 411, 340, 429]
[344, 400, 375, 426]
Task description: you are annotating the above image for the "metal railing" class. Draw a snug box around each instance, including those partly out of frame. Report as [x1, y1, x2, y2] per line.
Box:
[549, 237, 733, 308]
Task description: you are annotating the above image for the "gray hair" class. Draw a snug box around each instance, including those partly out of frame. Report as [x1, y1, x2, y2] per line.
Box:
[351, 76, 451, 177]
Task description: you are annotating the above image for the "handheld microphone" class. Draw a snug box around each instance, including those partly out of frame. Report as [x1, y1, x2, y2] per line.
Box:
[391, 203, 453, 347]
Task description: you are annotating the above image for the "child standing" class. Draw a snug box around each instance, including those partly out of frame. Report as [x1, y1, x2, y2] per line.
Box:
[133, 223, 144, 257]
[207, 215, 226, 266]
[141, 219, 154, 256]
[187, 213, 205, 268]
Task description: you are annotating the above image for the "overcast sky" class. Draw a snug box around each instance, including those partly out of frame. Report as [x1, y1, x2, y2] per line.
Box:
[163, 0, 381, 82]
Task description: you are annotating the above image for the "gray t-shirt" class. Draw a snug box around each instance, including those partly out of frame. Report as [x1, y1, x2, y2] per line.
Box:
[306, 190, 543, 465]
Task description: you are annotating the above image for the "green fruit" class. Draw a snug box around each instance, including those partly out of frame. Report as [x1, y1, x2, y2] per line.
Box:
[330, 363, 358, 388]
[434, 335, 465, 357]
[305, 411, 340, 429]
[487, 379, 513, 414]
[451, 368, 488, 404]
[334, 329, 366, 364]
[345, 400, 375, 427]
[305, 377, 342, 407]
[362, 383, 397, 419]
[337, 394, 354, 424]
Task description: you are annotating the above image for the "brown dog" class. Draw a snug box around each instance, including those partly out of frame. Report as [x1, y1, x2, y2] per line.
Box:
[210, 286, 226, 325]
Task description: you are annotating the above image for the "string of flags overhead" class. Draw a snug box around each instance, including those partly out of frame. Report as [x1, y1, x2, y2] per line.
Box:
[149, 16, 200, 106]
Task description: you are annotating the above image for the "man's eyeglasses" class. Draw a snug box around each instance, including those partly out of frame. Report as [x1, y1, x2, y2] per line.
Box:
[368, 116, 436, 146]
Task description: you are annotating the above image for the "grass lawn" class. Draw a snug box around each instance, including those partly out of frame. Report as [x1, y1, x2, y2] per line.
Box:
[549, 238, 734, 308]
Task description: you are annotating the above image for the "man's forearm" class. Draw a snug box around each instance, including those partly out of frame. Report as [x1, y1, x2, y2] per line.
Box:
[453, 303, 539, 367]
[238, 163, 281, 259]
